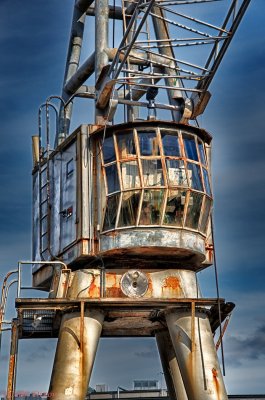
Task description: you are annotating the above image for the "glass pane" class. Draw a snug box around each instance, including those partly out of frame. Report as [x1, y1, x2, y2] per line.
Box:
[118, 191, 140, 227]
[183, 134, 198, 161]
[185, 192, 203, 230]
[120, 161, 140, 189]
[198, 140, 206, 165]
[164, 190, 186, 227]
[203, 168, 211, 196]
[166, 159, 188, 187]
[138, 131, 160, 156]
[139, 190, 164, 225]
[200, 196, 212, 233]
[102, 136, 116, 164]
[162, 133, 180, 157]
[142, 159, 164, 186]
[103, 194, 120, 231]
[105, 164, 120, 193]
[187, 162, 203, 191]
[116, 132, 136, 159]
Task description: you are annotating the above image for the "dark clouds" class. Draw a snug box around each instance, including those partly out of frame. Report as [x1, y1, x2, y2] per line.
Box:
[225, 323, 265, 367]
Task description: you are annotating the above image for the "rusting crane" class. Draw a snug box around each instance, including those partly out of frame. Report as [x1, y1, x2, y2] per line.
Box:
[2, 0, 251, 399]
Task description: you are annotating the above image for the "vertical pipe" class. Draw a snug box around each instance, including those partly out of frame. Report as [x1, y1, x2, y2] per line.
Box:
[49, 308, 104, 400]
[57, 2, 87, 144]
[95, 0, 109, 124]
[6, 320, 19, 400]
[151, 6, 183, 121]
[155, 329, 188, 400]
[165, 308, 228, 400]
[124, 0, 139, 122]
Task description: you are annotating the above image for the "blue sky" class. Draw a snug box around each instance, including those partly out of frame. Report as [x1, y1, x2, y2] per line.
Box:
[0, 0, 265, 396]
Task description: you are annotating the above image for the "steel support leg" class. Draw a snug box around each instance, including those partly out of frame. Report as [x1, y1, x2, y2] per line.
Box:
[49, 308, 104, 400]
[156, 329, 188, 400]
[6, 319, 19, 400]
[165, 308, 228, 400]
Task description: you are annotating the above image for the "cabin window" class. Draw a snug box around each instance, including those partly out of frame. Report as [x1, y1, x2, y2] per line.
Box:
[101, 127, 212, 236]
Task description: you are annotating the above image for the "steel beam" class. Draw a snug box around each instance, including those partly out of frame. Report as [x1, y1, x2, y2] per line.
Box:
[64, 52, 95, 95]
[95, 0, 109, 124]
[57, 1, 89, 144]
[151, 5, 184, 121]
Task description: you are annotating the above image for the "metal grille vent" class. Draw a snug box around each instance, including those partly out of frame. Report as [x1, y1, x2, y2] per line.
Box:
[21, 309, 55, 333]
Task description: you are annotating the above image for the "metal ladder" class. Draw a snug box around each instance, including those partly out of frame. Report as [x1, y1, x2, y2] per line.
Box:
[38, 102, 58, 259]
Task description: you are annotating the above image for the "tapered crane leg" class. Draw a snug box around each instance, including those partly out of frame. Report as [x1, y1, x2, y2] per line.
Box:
[165, 308, 228, 400]
[155, 329, 188, 400]
[49, 309, 104, 400]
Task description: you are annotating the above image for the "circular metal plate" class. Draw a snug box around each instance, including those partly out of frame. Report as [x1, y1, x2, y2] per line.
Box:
[120, 270, 149, 298]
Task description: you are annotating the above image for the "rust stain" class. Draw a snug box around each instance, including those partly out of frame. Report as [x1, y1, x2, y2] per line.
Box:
[106, 273, 119, 287]
[88, 281, 100, 298]
[7, 355, 15, 398]
[105, 273, 124, 298]
[212, 368, 220, 400]
[162, 276, 182, 298]
[146, 273, 153, 296]
[163, 276, 181, 289]
[106, 286, 124, 298]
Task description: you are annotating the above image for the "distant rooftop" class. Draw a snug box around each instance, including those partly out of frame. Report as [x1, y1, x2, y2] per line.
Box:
[86, 388, 265, 400]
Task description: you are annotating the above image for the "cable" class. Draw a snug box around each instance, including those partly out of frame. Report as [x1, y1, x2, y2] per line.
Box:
[211, 213, 226, 376]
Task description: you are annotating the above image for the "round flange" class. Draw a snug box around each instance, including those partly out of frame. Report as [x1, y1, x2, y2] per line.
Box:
[120, 270, 149, 298]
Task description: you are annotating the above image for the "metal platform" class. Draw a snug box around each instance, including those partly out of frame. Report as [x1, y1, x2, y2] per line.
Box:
[16, 297, 233, 338]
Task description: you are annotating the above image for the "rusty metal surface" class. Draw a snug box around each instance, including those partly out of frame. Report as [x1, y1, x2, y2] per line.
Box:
[49, 262, 104, 400]
[49, 309, 104, 400]
[91, 120, 212, 144]
[100, 229, 205, 267]
[6, 320, 18, 400]
[166, 308, 228, 400]
[16, 297, 224, 309]
[15, 295, 227, 339]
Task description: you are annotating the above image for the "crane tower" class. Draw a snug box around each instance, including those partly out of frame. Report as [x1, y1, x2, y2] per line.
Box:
[1, 1, 250, 399]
